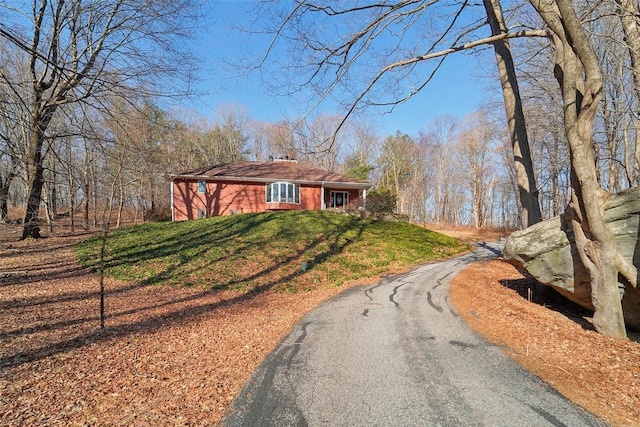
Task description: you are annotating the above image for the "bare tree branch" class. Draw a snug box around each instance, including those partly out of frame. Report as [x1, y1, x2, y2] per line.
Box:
[334, 28, 550, 139]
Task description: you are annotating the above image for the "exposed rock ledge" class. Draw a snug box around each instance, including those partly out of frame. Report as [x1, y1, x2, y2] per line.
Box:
[503, 186, 640, 331]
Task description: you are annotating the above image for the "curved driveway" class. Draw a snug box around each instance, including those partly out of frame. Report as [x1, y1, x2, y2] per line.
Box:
[222, 242, 605, 426]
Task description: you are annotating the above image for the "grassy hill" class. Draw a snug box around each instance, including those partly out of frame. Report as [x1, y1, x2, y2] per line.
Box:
[76, 210, 468, 292]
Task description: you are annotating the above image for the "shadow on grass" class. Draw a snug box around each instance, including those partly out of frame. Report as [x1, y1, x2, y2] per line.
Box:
[499, 276, 640, 344]
[1, 211, 371, 369]
[103, 211, 369, 290]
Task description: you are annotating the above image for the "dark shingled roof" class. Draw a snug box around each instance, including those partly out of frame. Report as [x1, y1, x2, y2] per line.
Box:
[169, 160, 371, 188]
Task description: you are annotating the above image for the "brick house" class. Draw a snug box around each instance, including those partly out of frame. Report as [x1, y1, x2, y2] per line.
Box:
[166, 160, 372, 221]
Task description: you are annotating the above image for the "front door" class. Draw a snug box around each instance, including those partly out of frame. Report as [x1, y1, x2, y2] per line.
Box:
[329, 191, 349, 208]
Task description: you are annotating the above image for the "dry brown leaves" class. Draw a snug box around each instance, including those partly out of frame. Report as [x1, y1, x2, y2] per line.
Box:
[2, 227, 639, 426]
[1, 228, 355, 426]
[450, 259, 640, 427]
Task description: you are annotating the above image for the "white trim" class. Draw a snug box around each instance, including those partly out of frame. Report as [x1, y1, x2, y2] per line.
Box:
[170, 180, 175, 221]
[265, 181, 301, 204]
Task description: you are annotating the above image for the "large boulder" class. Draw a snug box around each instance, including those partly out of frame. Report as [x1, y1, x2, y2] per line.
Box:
[503, 187, 640, 330]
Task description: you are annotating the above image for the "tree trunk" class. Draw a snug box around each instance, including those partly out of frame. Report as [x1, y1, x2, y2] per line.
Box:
[22, 127, 45, 239]
[22, 93, 58, 239]
[617, 0, 640, 103]
[635, 128, 640, 186]
[116, 174, 124, 229]
[484, 0, 542, 227]
[0, 173, 12, 223]
[616, 0, 640, 186]
[43, 182, 53, 233]
[67, 138, 75, 232]
[46, 160, 57, 233]
[84, 181, 90, 230]
[92, 166, 98, 229]
[106, 180, 116, 229]
[530, 0, 637, 338]
[69, 178, 76, 233]
[83, 146, 91, 230]
[436, 160, 443, 223]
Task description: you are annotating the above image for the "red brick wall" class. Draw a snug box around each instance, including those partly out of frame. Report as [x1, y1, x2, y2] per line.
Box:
[301, 185, 322, 210]
[171, 180, 352, 220]
[172, 180, 266, 220]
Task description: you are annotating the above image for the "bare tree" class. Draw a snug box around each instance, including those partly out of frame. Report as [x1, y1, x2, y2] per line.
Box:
[612, 0, 640, 186]
[402, 135, 435, 223]
[531, 0, 637, 338]
[422, 114, 461, 224]
[495, 134, 522, 228]
[255, 120, 298, 161]
[0, 0, 200, 238]
[0, 45, 29, 222]
[458, 112, 498, 228]
[520, 78, 570, 219]
[343, 119, 379, 181]
[483, 0, 542, 226]
[295, 114, 347, 171]
[377, 131, 415, 215]
[0, 116, 21, 222]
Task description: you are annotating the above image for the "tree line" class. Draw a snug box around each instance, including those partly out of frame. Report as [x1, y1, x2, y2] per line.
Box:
[0, 83, 631, 234]
[0, 83, 517, 231]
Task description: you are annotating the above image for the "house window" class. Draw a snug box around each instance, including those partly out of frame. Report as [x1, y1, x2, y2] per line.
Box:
[266, 182, 300, 204]
[330, 191, 349, 208]
[198, 208, 207, 219]
[198, 180, 206, 193]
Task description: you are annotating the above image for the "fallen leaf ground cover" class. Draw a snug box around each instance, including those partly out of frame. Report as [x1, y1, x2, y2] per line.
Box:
[450, 260, 640, 427]
[1, 229, 351, 426]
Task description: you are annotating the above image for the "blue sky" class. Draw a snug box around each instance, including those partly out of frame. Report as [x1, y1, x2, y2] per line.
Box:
[190, 1, 490, 138]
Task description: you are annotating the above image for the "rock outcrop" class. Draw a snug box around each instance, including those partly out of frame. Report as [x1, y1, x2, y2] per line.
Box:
[503, 186, 640, 330]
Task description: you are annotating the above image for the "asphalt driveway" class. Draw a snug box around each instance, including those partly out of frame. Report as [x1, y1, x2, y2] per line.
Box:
[222, 242, 605, 426]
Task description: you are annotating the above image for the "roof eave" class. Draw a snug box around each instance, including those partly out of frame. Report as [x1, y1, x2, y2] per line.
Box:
[166, 174, 372, 189]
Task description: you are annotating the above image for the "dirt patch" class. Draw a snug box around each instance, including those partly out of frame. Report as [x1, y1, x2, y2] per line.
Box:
[2, 225, 639, 426]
